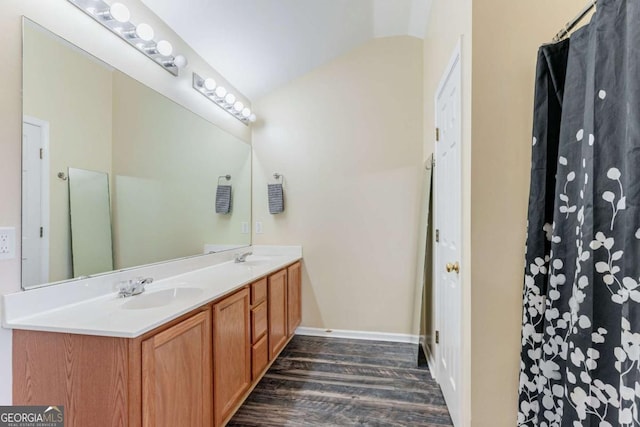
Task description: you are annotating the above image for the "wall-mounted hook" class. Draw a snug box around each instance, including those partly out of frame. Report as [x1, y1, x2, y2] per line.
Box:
[57, 172, 68, 181]
[217, 174, 231, 184]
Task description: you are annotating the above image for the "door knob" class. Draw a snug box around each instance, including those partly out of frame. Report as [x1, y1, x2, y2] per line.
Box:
[446, 262, 460, 274]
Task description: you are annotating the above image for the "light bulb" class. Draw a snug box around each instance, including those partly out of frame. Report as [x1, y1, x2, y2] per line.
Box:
[110, 3, 130, 23]
[135, 23, 154, 41]
[215, 86, 227, 98]
[224, 93, 236, 105]
[204, 78, 216, 91]
[249, 114, 257, 123]
[156, 40, 173, 56]
[233, 101, 244, 112]
[173, 55, 188, 69]
[241, 108, 251, 118]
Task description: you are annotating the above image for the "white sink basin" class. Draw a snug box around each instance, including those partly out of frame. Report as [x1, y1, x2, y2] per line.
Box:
[121, 287, 203, 310]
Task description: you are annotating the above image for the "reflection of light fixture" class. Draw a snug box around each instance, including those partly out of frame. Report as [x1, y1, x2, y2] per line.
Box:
[192, 73, 256, 125]
[215, 86, 227, 98]
[224, 93, 236, 105]
[204, 78, 216, 91]
[67, 0, 187, 76]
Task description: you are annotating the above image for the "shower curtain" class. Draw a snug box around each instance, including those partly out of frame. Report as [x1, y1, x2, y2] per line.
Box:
[518, 1, 640, 426]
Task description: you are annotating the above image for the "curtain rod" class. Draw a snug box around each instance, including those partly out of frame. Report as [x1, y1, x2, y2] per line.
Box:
[552, 0, 597, 42]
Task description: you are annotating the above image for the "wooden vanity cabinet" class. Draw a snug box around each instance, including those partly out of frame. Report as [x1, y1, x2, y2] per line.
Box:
[141, 309, 213, 427]
[13, 261, 302, 427]
[268, 269, 288, 360]
[213, 288, 251, 427]
[287, 261, 302, 337]
[13, 306, 213, 427]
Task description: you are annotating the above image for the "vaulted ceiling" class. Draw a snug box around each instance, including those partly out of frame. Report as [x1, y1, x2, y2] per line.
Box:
[141, 0, 432, 100]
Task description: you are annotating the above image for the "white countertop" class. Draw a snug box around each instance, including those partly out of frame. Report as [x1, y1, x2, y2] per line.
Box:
[2, 246, 301, 338]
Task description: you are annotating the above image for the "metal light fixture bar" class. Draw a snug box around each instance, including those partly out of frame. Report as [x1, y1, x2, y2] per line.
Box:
[192, 72, 256, 125]
[67, 0, 186, 76]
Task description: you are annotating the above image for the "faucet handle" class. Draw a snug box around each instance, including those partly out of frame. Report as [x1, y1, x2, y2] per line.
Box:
[117, 277, 153, 297]
[116, 279, 134, 297]
[131, 277, 152, 295]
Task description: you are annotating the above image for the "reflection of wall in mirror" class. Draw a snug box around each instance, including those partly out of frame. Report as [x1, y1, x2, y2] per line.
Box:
[23, 23, 113, 283]
[111, 72, 251, 269]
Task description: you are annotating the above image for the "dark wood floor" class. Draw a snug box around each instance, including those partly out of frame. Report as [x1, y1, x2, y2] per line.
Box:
[228, 335, 453, 426]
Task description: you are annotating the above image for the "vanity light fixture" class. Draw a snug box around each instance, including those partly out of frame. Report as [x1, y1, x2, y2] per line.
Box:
[134, 23, 154, 41]
[67, 0, 187, 76]
[193, 72, 257, 124]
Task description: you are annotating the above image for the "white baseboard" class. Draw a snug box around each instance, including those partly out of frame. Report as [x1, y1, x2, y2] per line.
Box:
[424, 344, 437, 379]
[295, 327, 418, 344]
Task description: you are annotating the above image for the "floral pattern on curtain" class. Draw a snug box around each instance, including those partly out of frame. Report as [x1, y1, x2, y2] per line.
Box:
[518, 1, 640, 426]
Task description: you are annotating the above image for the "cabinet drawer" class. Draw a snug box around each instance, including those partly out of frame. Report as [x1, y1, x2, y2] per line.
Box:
[251, 301, 268, 343]
[252, 334, 269, 381]
[251, 278, 267, 305]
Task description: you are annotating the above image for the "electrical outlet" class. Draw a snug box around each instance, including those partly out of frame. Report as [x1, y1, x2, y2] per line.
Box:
[0, 227, 16, 260]
[255, 221, 263, 234]
[241, 222, 249, 234]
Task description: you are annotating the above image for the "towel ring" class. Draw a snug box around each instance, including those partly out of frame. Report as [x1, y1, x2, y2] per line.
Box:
[273, 173, 284, 184]
[218, 174, 231, 184]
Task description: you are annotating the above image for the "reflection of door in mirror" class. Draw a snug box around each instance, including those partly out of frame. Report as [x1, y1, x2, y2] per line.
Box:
[22, 117, 50, 288]
[68, 168, 114, 278]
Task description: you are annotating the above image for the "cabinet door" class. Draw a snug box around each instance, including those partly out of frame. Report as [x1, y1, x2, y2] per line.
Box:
[142, 310, 212, 427]
[287, 262, 302, 337]
[252, 334, 269, 380]
[213, 288, 251, 427]
[268, 269, 288, 360]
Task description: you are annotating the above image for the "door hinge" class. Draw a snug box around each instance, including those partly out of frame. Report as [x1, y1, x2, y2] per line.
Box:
[435, 330, 440, 344]
[40, 227, 43, 238]
[435, 127, 440, 142]
[435, 229, 440, 242]
[39, 148, 43, 159]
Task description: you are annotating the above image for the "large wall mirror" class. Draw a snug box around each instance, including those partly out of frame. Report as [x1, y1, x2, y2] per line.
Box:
[21, 18, 252, 289]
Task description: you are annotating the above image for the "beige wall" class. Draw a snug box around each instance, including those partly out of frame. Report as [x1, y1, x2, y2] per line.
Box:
[469, 1, 590, 426]
[252, 36, 423, 335]
[0, 0, 252, 404]
[23, 23, 114, 283]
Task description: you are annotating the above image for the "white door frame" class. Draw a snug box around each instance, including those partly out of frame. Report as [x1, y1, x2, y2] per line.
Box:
[433, 38, 466, 426]
[22, 115, 50, 286]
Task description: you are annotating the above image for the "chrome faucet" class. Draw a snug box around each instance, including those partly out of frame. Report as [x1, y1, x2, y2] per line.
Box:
[234, 251, 253, 263]
[117, 277, 153, 298]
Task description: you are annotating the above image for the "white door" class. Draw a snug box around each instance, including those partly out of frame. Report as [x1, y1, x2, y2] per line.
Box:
[22, 118, 49, 287]
[434, 43, 462, 427]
